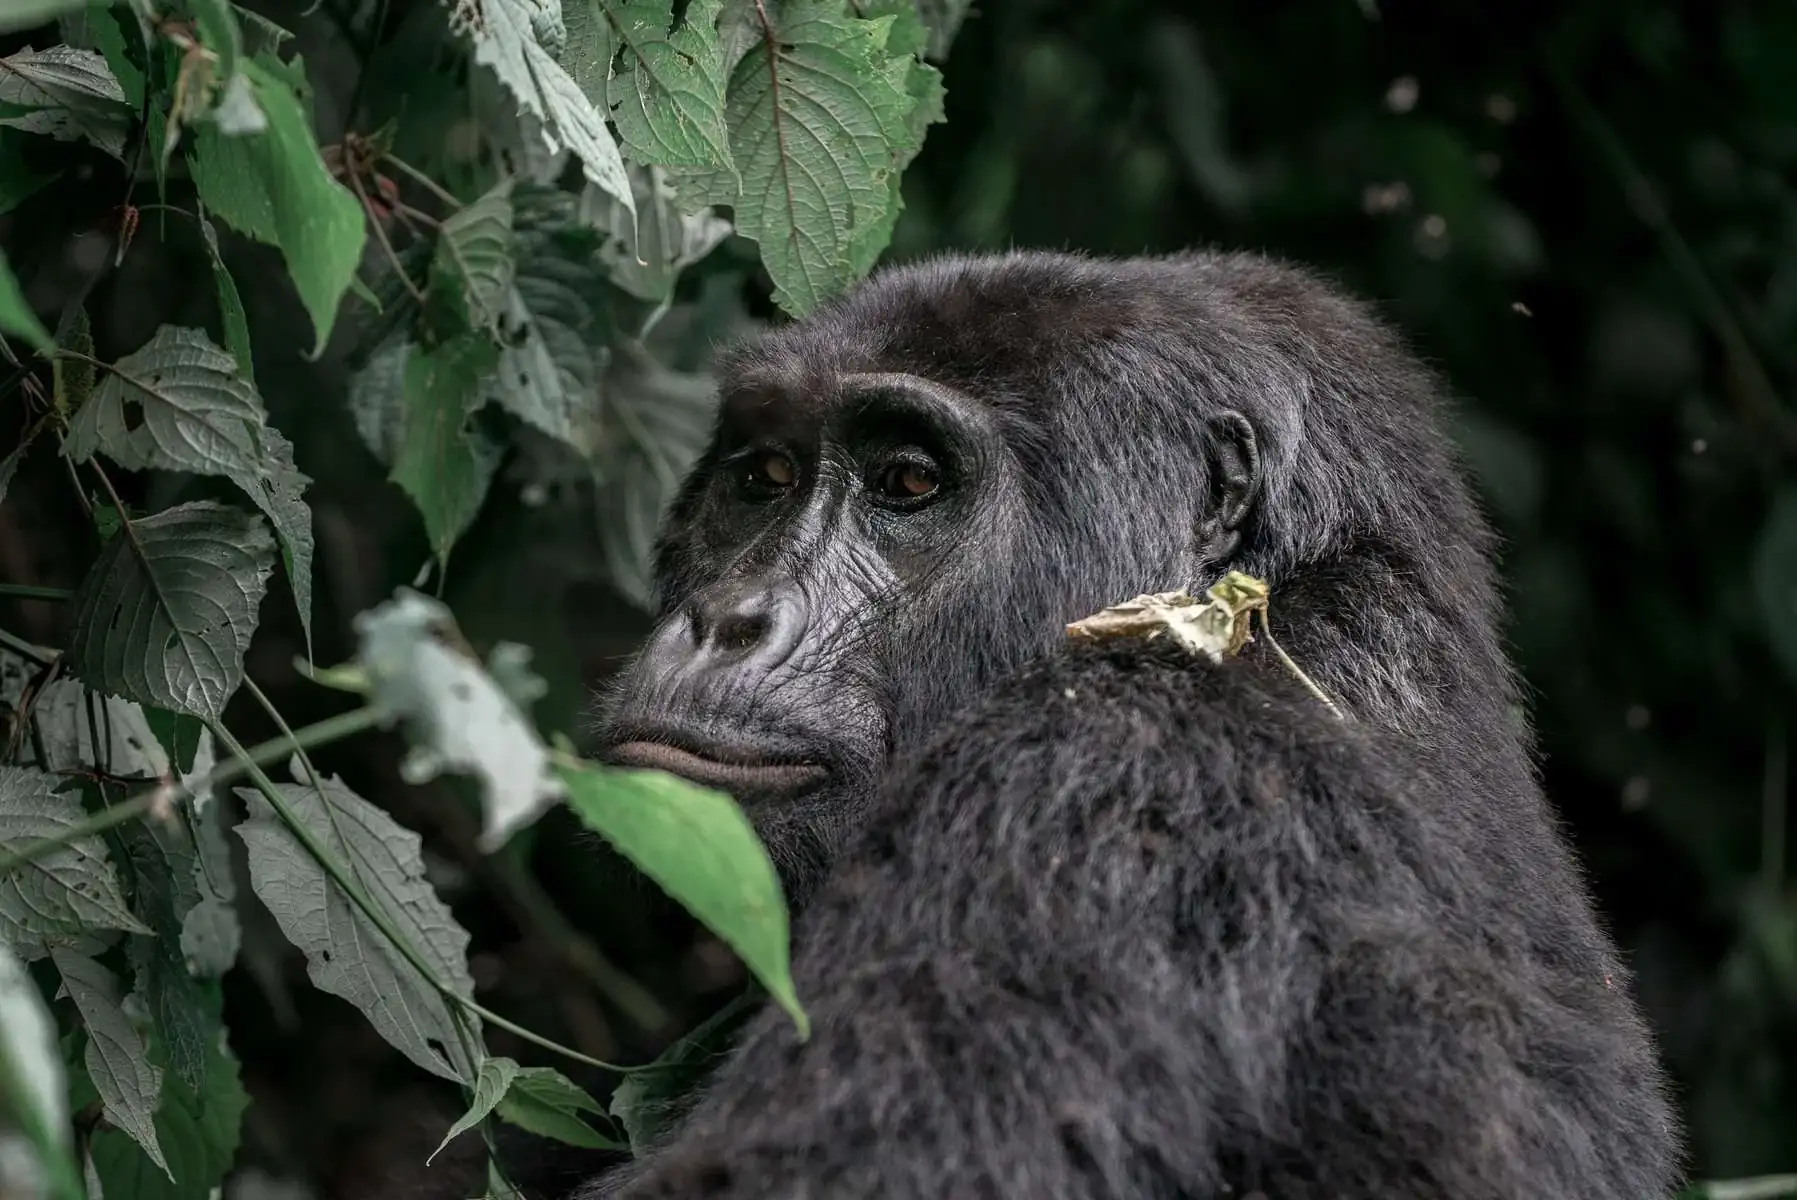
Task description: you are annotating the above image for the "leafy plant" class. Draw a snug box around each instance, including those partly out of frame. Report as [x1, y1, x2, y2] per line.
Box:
[0, 0, 962, 1194]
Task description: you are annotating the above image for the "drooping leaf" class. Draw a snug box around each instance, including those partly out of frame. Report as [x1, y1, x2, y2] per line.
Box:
[393, 334, 504, 567]
[430, 178, 517, 334]
[0, 247, 50, 354]
[559, 0, 732, 173]
[446, 0, 637, 224]
[83, 1007, 247, 1200]
[0, 45, 133, 158]
[199, 216, 255, 384]
[494, 1065, 620, 1150]
[177, 749, 239, 980]
[347, 336, 412, 466]
[50, 950, 170, 1179]
[354, 591, 565, 851]
[560, 762, 806, 1035]
[189, 54, 366, 354]
[680, 0, 943, 314]
[234, 767, 479, 1082]
[62, 326, 313, 650]
[64, 501, 276, 722]
[591, 339, 718, 606]
[430, 1055, 519, 1162]
[579, 165, 732, 305]
[118, 820, 226, 1095]
[610, 989, 757, 1154]
[0, 940, 80, 1200]
[0, 767, 150, 949]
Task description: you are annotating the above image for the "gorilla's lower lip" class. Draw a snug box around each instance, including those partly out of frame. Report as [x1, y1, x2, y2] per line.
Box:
[604, 740, 829, 796]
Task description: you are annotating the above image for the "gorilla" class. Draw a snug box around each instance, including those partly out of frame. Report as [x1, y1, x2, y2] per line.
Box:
[448, 250, 1684, 1198]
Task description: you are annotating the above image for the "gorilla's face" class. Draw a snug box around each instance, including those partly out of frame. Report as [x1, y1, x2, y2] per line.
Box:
[595, 260, 1263, 890]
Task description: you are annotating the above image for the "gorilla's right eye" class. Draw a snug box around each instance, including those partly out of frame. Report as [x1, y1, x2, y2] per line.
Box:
[737, 450, 797, 500]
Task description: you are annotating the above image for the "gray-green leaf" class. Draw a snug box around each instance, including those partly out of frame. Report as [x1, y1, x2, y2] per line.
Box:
[430, 1055, 519, 1162]
[560, 763, 806, 1035]
[21, 680, 171, 781]
[393, 335, 504, 567]
[235, 767, 479, 1082]
[0, 767, 150, 949]
[50, 951, 169, 1179]
[580, 166, 732, 305]
[354, 591, 565, 851]
[62, 327, 312, 653]
[494, 1065, 619, 1150]
[64, 501, 276, 722]
[0, 45, 133, 159]
[431, 178, 517, 334]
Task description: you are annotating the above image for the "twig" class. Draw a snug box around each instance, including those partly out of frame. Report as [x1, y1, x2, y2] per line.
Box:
[0, 626, 55, 665]
[0, 584, 73, 602]
[381, 152, 463, 211]
[1258, 610, 1345, 720]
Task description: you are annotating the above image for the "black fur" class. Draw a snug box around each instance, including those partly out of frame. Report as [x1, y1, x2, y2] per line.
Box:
[484, 251, 1680, 1198]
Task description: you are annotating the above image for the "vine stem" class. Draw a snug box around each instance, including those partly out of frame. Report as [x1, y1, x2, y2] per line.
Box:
[0, 584, 73, 602]
[0, 705, 385, 876]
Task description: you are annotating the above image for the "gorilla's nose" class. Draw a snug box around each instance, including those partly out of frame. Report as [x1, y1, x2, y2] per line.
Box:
[683, 577, 808, 670]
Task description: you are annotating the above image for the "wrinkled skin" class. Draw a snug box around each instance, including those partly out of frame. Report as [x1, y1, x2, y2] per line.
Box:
[419, 251, 1682, 1199]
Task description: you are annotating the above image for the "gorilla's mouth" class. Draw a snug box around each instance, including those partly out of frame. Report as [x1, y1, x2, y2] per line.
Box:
[604, 737, 829, 798]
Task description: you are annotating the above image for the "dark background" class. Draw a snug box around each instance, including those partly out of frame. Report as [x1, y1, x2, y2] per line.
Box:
[2, 0, 1794, 1192]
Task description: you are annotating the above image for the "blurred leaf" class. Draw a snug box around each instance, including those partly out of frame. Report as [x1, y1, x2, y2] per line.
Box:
[446, 0, 636, 223]
[64, 501, 275, 722]
[50, 950, 170, 1179]
[610, 989, 756, 1154]
[180, 0, 243, 101]
[62, 325, 313, 650]
[0, 766, 150, 949]
[189, 54, 366, 355]
[0, 248, 50, 354]
[559, 0, 732, 174]
[394, 334, 504, 566]
[1753, 485, 1797, 684]
[0, 0, 95, 33]
[347, 336, 412, 465]
[580, 165, 732, 305]
[0, 941, 80, 1200]
[0, 130, 59, 215]
[235, 766, 479, 1082]
[493, 1064, 620, 1150]
[560, 763, 806, 1035]
[354, 591, 565, 850]
[0, 45, 132, 158]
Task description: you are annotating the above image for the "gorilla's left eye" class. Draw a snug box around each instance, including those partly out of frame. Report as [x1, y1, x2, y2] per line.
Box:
[871, 453, 942, 505]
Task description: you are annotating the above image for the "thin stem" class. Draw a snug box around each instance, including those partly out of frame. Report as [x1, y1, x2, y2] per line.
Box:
[0, 706, 385, 876]
[0, 627, 55, 665]
[346, 167, 425, 303]
[380, 152, 463, 210]
[1258, 610, 1345, 720]
[0, 584, 73, 602]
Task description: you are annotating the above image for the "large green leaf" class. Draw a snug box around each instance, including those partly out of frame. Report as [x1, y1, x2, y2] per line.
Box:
[64, 501, 276, 722]
[393, 335, 504, 567]
[235, 767, 480, 1083]
[0, 247, 50, 354]
[49, 950, 169, 1179]
[0, 767, 150, 950]
[0, 941, 80, 1200]
[681, 0, 943, 314]
[560, 762, 806, 1035]
[446, 0, 636, 223]
[354, 591, 565, 851]
[560, 0, 732, 173]
[0, 44, 132, 158]
[189, 54, 366, 354]
[62, 326, 313, 652]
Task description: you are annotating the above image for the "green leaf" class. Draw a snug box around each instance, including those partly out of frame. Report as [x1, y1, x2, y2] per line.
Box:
[430, 178, 517, 334]
[559, 0, 733, 173]
[1754, 484, 1797, 684]
[64, 501, 276, 722]
[179, 0, 242, 100]
[446, 0, 637, 225]
[430, 1055, 519, 1162]
[354, 591, 565, 851]
[580, 165, 732, 305]
[198, 216, 255, 385]
[0, 0, 97, 33]
[560, 762, 806, 1035]
[118, 820, 226, 1095]
[0, 247, 50, 354]
[591, 339, 718, 606]
[189, 54, 365, 355]
[84, 1010, 247, 1200]
[0, 941, 81, 1200]
[0, 766, 150, 948]
[394, 335, 503, 567]
[234, 767, 480, 1083]
[346, 337, 412, 466]
[0, 44, 133, 159]
[610, 989, 756, 1154]
[62, 325, 313, 651]
[683, 0, 942, 314]
[494, 1065, 620, 1150]
[49, 950, 170, 1180]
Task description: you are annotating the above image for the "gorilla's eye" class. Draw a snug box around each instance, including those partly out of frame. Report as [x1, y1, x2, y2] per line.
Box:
[738, 450, 797, 499]
[871, 454, 941, 506]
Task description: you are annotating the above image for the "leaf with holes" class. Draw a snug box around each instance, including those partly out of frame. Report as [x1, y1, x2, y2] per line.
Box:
[235, 766, 479, 1082]
[430, 178, 517, 334]
[50, 950, 169, 1179]
[560, 762, 806, 1035]
[446, 0, 636, 225]
[62, 326, 313, 651]
[0, 45, 133, 158]
[0, 941, 80, 1200]
[393, 335, 504, 567]
[355, 591, 565, 851]
[679, 0, 943, 315]
[559, 0, 732, 174]
[64, 501, 275, 722]
[0, 767, 150, 950]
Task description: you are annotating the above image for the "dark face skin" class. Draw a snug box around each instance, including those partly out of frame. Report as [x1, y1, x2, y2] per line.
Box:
[595, 268, 1262, 897]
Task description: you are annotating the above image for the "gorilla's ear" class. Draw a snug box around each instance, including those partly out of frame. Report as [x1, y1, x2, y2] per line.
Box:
[1199, 410, 1261, 561]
